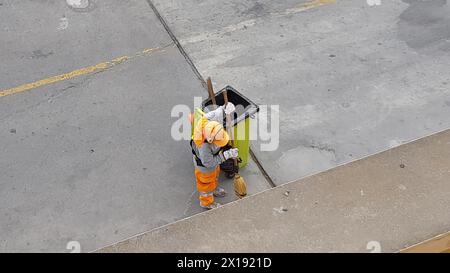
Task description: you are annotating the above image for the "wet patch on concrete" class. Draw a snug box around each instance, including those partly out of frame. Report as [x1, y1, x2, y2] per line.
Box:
[242, 2, 267, 17]
[31, 50, 54, 59]
[398, 0, 450, 51]
[275, 144, 337, 182]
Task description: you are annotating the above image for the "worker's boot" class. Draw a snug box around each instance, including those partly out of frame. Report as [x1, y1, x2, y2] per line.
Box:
[200, 202, 221, 210]
[213, 187, 227, 197]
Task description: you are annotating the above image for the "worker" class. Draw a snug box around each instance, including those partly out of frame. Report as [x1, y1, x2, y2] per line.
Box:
[190, 103, 238, 209]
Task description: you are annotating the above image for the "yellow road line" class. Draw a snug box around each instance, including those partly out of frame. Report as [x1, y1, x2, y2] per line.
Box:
[181, 0, 337, 45]
[274, 0, 336, 16]
[0, 46, 170, 98]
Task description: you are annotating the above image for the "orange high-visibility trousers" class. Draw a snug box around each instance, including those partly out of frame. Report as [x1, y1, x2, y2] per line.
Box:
[195, 166, 220, 207]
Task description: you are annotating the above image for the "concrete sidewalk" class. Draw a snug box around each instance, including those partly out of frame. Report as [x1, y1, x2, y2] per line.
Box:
[100, 129, 450, 252]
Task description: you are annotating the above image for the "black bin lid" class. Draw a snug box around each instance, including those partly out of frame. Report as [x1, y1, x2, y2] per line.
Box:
[202, 86, 260, 127]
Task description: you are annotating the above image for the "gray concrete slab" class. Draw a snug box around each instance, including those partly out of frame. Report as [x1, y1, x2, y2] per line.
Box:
[0, 1, 269, 252]
[151, 0, 450, 185]
[0, 0, 171, 89]
[99, 129, 450, 253]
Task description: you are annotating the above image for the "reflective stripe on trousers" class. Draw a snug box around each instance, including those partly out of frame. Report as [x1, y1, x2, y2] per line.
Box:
[195, 166, 220, 207]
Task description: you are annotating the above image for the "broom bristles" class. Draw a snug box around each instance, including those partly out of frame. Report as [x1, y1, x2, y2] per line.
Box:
[234, 174, 247, 198]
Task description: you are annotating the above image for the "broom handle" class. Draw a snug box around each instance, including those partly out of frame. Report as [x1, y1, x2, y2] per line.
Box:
[207, 77, 216, 105]
[223, 90, 232, 145]
[223, 90, 238, 167]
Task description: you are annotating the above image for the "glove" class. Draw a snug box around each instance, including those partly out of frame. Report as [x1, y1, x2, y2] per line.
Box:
[224, 102, 235, 115]
[223, 148, 239, 160]
[204, 106, 223, 122]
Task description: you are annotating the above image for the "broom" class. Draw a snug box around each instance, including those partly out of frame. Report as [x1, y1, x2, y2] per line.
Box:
[223, 89, 247, 198]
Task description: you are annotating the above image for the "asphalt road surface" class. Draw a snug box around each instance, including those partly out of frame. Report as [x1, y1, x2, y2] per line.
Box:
[1, 0, 450, 252]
